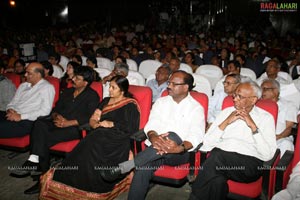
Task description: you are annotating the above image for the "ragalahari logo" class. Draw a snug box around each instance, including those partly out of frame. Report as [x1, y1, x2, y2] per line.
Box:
[260, 2, 297, 12]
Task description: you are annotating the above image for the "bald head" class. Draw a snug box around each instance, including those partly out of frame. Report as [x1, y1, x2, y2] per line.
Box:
[25, 62, 45, 85]
[233, 81, 261, 112]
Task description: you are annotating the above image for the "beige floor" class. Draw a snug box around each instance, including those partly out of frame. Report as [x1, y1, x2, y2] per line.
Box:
[0, 149, 191, 200]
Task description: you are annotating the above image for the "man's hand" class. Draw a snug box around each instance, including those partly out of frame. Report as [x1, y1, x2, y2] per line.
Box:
[6, 109, 21, 121]
[150, 133, 184, 155]
[53, 114, 67, 128]
[236, 109, 257, 132]
[219, 109, 257, 132]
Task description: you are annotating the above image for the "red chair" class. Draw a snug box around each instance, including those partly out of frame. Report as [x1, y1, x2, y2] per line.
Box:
[50, 82, 103, 154]
[3, 73, 21, 88]
[221, 95, 280, 200]
[45, 76, 60, 107]
[0, 77, 62, 152]
[131, 90, 208, 186]
[275, 120, 300, 193]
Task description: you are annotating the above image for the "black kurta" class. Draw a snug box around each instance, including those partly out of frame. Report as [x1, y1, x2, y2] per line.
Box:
[30, 86, 99, 171]
[53, 97, 140, 193]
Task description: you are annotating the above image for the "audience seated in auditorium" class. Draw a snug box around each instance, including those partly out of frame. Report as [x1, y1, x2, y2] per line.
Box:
[101, 71, 205, 200]
[42, 76, 140, 197]
[11, 66, 99, 194]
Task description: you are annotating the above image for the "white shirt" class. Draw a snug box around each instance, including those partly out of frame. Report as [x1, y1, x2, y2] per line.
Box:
[144, 94, 205, 151]
[6, 79, 55, 121]
[52, 65, 64, 79]
[276, 99, 297, 135]
[256, 72, 292, 86]
[208, 91, 227, 123]
[201, 106, 277, 161]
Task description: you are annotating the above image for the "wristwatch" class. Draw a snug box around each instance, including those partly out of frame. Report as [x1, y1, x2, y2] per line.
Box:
[252, 128, 259, 135]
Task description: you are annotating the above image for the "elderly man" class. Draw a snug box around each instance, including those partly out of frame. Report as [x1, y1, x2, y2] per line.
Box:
[208, 74, 241, 128]
[0, 62, 55, 138]
[101, 70, 205, 200]
[261, 79, 297, 156]
[146, 65, 171, 103]
[190, 81, 277, 200]
[102, 62, 129, 98]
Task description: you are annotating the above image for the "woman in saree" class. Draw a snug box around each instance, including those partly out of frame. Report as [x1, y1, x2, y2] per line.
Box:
[44, 75, 140, 194]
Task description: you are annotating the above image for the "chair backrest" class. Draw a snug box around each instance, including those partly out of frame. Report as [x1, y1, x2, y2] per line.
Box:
[162, 90, 208, 121]
[128, 85, 152, 129]
[45, 76, 60, 107]
[278, 71, 292, 82]
[240, 68, 256, 81]
[81, 56, 87, 66]
[59, 55, 69, 71]
[146, 74, 156, 84]
[279, 83, 300, 110]
[292, 123, 300, 168]
[3, 73, 21, 88]
[126, 59, 138, 71]
[96, 57, 113, 71]
[90, 81, 103, 101]
[192, 74, 212, 98]
[138, 60, 162, 79]
[179, 63, 193, 74]
[94, 67, 112, 79]
[222, 96, 278, 125]
[127, 70, 145, 86]
[195, 65, 223, 89]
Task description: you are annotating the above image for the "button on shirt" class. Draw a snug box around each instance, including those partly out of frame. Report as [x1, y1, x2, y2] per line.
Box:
[144, 94, 205, 151]
[6, 79, 55, 121]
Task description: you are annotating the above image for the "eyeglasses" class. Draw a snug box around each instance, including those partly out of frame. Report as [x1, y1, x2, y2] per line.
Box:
[223, 81, 238, 85]
[262, 87, 275, 91]
[232, 93, 256, 100]
[167, 81, 186, 86]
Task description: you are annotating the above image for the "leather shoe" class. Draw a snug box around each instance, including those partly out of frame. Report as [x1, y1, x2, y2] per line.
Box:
[10, 160, 40, 178]
[100, 167, 122, 182]
[24, 181, 40, 195]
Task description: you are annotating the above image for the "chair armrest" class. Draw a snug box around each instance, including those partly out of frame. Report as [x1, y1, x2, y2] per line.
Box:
[130, 129, 146, 154]
[275, 150, 294, 193]
[263, 149, 281, 169]
[130, 129, 147, 142]
[261, 149, 280, 198]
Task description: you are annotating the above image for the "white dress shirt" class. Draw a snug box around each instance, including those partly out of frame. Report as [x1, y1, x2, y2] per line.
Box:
[144, 94, 205, 151]
[6, 79, 55, 121]
[201, 106, 277, 161]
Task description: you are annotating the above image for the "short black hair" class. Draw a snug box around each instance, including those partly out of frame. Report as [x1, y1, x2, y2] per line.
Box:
[74, 66, 94, 86]
[172, 70, 195, 91]
[40, 60, 54, 76]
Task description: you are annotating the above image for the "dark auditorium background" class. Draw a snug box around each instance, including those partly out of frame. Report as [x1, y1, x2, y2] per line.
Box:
[0, 0, 299, 36]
